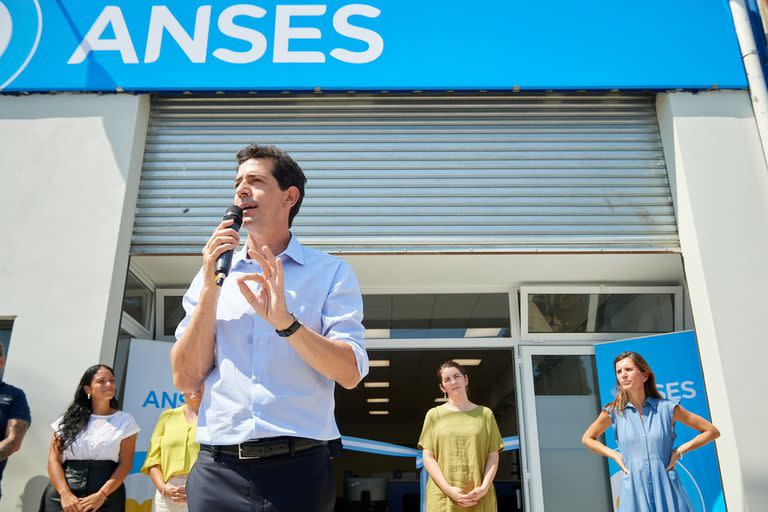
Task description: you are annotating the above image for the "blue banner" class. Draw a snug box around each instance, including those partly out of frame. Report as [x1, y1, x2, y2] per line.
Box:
[0, 0, 747, 92]
[594, 331, 726, 512]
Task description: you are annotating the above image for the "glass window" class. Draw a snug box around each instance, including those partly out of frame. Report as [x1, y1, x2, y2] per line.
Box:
[595, 294, 673, 333]
[163, 295, 185, 337]
[122, 271, 153, 331]
[527, 292, 675, 334]
[528, 294, 590, 333]
[0, 319, 13, 380]
[532, 354, 596, 396]
[531, 354, 612, 510]
[363, 294, 510, 339]
[113, 329, 132, 402]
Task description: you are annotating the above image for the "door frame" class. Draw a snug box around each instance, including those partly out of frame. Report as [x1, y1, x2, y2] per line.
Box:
[516, 344, 597, 512]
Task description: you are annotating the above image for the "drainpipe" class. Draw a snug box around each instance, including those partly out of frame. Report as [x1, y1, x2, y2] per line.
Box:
[729, 0, 768, 168]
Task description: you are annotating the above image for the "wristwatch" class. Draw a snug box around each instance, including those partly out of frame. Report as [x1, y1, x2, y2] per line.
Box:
[275, 314, 303, 337]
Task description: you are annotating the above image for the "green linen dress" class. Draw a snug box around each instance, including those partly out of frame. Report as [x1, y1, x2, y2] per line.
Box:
[418, 405, 504, 512]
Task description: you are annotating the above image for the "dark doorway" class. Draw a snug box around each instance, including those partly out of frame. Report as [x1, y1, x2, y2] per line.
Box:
[334, 348, 522, 512]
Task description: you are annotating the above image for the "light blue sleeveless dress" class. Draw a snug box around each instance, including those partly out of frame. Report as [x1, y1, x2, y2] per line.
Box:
[605, 397, 694, 511]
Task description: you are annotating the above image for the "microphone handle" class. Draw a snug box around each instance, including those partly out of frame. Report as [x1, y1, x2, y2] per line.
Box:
[215, 250, 235, 286]
[214, 213, 243, 286]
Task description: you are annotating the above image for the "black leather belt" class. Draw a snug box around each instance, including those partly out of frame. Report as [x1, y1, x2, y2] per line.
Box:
[201, 437, 327, 460]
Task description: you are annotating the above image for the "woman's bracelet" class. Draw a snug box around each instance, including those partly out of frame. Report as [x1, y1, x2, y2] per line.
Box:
[98, 488, 109, 500]
[675, 447, 684, 459]
[162, 483, 168, 497]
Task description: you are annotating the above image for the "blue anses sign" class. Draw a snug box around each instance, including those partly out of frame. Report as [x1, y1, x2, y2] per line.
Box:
[0, 0, 42, 90]
[0, 0, 748, 92]
[595, 331, 726, 512]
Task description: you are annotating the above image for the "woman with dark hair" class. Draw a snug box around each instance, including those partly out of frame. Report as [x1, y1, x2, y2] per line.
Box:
[418, 360, 503, 511]
[582, 351, 720, 511]
[41, 365, 139, 512]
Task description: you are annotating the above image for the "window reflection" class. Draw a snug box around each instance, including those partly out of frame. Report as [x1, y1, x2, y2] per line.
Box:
[528, 294, 590, 333]
[122, 272, 153, 330]
[0, 319, 13, 380]
[532, 355, 595, 396]
[595, 294, 673, 333]
[528, 293, 674, 334]
[164, 296, 185, 337]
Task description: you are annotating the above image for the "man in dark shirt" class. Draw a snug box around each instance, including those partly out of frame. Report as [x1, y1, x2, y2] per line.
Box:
[0, 343, 30, 500]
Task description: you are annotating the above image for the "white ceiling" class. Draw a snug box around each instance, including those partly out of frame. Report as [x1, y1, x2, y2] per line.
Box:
[132, 252, 685, 291]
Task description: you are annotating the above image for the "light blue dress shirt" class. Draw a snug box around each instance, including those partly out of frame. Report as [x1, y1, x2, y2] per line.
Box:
[176, 234, 369, 445]
[606, 397, 693, 512]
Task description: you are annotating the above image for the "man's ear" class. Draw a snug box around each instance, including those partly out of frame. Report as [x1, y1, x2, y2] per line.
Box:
[285, 186, 300, 209]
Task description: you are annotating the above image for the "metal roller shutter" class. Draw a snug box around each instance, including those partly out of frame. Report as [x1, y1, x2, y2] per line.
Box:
[132, 94, 678, 254]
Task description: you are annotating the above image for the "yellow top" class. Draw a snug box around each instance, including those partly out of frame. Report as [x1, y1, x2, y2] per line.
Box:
[140, 405, 199, 480]
[418, 405, 503, 512]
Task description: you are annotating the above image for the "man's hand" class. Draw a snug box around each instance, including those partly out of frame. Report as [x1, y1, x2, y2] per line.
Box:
[236, 245, 293, 330]
[202, 218, 240, 285]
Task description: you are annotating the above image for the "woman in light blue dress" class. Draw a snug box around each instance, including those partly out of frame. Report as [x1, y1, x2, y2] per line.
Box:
[582, 351, 720, 511]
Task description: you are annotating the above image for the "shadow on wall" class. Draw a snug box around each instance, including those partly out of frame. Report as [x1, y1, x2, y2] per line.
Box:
[18, 475, 48, 512]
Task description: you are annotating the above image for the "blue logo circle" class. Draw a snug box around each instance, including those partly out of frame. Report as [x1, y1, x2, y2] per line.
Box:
[0, 0, 42, 90]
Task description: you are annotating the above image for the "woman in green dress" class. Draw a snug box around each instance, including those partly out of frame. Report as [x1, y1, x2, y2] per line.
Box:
[418, 360, 504, 511]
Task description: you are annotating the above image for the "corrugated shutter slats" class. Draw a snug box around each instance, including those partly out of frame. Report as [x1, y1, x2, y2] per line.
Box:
[132, 95, 678, 253]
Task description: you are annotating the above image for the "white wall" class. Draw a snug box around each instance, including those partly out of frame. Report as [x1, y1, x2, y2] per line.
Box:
[0, 94, 149, 511]
[658, 91, 768, 512]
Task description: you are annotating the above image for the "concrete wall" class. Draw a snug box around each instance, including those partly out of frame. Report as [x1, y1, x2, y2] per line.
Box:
[0, 94, 149, 511]
[658, 91, 768, 512]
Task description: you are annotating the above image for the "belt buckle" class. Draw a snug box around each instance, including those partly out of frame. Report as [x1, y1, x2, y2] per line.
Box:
[238, 442, 264, 460]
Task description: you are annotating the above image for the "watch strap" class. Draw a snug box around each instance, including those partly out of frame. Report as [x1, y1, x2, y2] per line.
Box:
[276, 314, 302, 337]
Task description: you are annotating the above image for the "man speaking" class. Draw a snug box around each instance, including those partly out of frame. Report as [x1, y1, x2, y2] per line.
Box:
[171, 144, 369, 511]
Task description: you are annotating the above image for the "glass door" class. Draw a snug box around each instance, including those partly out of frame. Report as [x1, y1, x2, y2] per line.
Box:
[334, 347, 522, 512]
[518, 346, 612, 512]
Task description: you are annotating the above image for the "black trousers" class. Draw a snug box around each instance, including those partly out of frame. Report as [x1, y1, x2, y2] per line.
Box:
[39, 460, 125, 512]
[187, 445, 334, 512]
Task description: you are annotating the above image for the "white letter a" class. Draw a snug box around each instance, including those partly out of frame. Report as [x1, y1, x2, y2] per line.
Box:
[68, 6, 138, 64]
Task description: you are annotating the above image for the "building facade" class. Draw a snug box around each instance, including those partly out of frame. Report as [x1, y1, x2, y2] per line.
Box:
[1, 1, 767, 510]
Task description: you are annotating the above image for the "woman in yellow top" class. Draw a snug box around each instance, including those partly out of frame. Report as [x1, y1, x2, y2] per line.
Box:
[418, 360, 504, 511]
[141, 392, 201, 512]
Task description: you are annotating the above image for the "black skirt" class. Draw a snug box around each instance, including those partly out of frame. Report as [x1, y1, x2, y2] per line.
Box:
[40, 460, 126, 512]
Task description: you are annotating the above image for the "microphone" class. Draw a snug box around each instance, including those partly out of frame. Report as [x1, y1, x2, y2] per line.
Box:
[214, 205, 243, 286]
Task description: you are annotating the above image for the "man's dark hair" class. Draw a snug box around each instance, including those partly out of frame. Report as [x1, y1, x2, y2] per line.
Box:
[236, 144, 307, 227]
